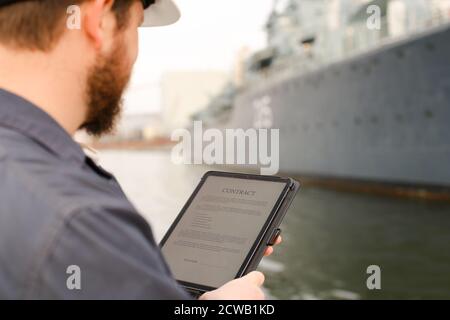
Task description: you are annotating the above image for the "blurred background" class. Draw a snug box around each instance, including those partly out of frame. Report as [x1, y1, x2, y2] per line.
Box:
[78, 0, 450, 299]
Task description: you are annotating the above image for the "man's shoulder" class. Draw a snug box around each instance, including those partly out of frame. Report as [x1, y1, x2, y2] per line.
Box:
[0, 160, 165, 298]
[1, 200, 171, 299]
[1, 125, 125, 206]
[0, 125, 65, 174]
[0, 125, 141, 240]
[0, 126, 159, 298]
[27, 204, 187, 299]
[0, 125, 47, 157]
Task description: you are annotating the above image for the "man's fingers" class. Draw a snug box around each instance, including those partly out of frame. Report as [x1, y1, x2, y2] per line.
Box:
[264, 246, 273, 256]
[243, 271, 265, 287]
[275, 235, 282, 245]
[264, 235, 282, 256]
[267, 236, 282, 247]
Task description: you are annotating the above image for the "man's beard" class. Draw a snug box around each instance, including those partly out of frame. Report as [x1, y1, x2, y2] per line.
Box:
[81, 40, 131, 137]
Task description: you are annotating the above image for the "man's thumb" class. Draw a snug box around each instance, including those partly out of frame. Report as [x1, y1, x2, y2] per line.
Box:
[242, 271, 265, 286]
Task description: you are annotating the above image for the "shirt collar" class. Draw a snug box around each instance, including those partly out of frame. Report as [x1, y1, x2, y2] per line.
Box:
[0, 88, 86, 165]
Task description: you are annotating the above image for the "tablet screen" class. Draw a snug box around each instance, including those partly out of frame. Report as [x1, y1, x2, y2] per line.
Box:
[161, 175, 287, 289]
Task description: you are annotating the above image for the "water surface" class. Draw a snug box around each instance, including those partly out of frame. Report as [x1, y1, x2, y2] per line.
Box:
[99, 150, 450, 299]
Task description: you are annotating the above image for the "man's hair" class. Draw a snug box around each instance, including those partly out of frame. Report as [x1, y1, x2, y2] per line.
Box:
[0, 0, 135, 51]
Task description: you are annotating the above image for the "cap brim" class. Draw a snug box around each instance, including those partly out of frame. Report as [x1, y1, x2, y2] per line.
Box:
[141, 0, 180, 27]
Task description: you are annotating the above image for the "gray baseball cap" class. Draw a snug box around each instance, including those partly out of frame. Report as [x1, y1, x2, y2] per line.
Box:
[0, 0, 181, 27]
[141, 0, 180, 27]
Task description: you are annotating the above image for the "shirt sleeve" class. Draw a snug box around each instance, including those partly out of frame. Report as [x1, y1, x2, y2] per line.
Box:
[27, 205, 191, 300]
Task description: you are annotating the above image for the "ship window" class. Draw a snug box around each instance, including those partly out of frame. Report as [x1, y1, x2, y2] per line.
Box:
[396, 50, 405, 59]
[425, 43, 436, 52]
[301, 37, 315, 45]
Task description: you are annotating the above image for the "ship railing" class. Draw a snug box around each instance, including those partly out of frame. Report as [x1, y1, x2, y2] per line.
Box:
[313, 8, 450, 70]
[240, 4, 450, 90]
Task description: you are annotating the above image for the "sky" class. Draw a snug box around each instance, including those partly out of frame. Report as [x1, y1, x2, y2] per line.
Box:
[123, 0, 274, 115]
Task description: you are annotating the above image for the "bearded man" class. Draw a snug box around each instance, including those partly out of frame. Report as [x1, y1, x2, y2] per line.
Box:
[0, 0, 279, 299]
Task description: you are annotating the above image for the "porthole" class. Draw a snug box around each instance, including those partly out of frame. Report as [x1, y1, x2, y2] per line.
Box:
[396, 50, 405, 59]
[425, 42, 436, 52]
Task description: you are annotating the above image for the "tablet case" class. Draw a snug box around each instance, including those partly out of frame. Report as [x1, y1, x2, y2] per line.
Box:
[161, 171, 300, 297]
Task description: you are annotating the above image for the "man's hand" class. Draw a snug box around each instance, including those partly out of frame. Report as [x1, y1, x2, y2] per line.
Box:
[199, 271, 265, 300]
[199, 235, 283, 300]
[263, 235, 282, 257]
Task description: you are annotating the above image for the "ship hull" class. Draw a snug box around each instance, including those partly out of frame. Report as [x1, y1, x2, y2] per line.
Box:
[225, 25, 450, 188]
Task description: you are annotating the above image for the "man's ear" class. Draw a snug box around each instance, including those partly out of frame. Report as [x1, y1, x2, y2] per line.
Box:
[82, 0, 115, 50]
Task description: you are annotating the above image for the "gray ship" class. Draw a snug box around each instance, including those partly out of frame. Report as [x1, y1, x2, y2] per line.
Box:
[193, 0, 450, 189]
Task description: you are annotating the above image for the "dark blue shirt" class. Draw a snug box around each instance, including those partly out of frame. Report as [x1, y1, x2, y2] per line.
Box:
[0, 88, 189, 299]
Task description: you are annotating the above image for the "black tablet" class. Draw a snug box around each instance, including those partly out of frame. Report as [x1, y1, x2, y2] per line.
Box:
[160, 171, 300, 297]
